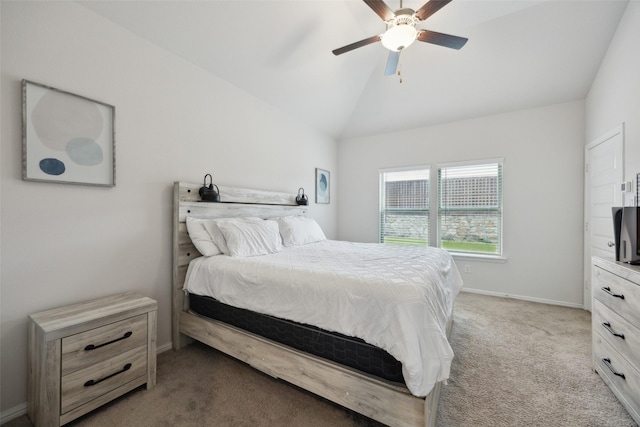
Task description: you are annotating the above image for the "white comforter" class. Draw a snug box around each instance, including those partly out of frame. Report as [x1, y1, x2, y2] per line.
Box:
[184, 240, 463, 397]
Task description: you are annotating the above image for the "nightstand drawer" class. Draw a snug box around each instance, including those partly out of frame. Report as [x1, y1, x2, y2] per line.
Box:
[61, 314, 147, 376]
[61, 345, 147, 414]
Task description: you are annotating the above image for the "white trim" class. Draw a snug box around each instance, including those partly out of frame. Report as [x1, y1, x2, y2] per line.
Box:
[157, 341, 173, 354]
[378, 164, 431, 174]
[436, 157, 505, 169]
[583, 123, 624, 311]
[452, 253, 507, 263]
[461, 288, 584, 310]
[1, 403, 27, 425]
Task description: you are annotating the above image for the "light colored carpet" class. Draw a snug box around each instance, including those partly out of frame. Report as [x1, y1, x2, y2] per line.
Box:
[438, 292, 637, 427]
[5, 292, 638, 426]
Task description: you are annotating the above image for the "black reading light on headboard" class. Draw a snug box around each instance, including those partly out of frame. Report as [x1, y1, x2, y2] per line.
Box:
[199, 174, 220, 202]
[296, 187, 308, 205]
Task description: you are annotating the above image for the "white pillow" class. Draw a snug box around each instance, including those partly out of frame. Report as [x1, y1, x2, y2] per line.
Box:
[277, 216, 326, 247]
[201, 220, 230, 255]
[186, 217, 222, 256]
[216, 218, 283, 257]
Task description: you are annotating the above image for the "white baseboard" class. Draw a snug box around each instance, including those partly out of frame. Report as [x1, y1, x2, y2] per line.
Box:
[157, 341, 173, 354]
[1, 402, 27, 425]
[461, 287, 585, 309]
[2, 342, 173, 424]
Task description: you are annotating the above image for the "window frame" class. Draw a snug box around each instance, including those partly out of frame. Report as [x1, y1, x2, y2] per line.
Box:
[436, 158, 504, 258]
[378, 159, 505, 261]
[379, 166, 431, 246]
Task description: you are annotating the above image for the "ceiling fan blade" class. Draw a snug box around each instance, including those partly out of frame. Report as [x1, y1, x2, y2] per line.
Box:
[417, 30, 468, 50]
[332, 34, 381, 56]
[384, 51, 400, 76]
[363, 0, 395, 21]
[415, 0, 452, 21]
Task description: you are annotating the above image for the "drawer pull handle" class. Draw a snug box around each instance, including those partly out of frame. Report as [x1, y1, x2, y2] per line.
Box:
[84, 363, 132, 387]
[84, 331, 133, 351]
[602, 322, 625, 339]
[602, 358, 626, 380]
[601, 287, 625, 299]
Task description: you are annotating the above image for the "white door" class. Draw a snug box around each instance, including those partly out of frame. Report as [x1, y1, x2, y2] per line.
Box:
[584, 124, 624, 310]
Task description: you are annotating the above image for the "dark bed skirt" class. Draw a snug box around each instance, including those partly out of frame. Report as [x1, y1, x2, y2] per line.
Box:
[188, 293, 405, 384]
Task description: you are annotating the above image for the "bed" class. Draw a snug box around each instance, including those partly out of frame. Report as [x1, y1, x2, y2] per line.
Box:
[172, 181, 462, 427]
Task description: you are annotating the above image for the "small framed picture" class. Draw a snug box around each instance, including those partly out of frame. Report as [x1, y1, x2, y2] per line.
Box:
[22, 80, 115, 186]
[316, 168, 330, 204]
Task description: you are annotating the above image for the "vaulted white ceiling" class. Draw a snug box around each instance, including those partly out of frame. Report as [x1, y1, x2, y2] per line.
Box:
[79, 0, 629, 139]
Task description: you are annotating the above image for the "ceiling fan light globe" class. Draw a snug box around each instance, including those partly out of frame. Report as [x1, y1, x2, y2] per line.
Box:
[381, 24, 417, 52]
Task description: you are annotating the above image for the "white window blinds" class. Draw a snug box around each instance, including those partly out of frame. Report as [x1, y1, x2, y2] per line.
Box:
[379, 168, 430, 245]
[438, 161, 503, 255]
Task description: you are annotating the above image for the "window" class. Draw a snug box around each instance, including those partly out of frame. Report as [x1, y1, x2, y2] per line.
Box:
[379, 159, 503, 257]
[438, 160, 502, 255]
[379, 168, 430, 245]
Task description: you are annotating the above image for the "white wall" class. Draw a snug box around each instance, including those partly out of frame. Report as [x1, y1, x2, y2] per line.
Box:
[0, 1, 337, 414]
[586, 1, 640, 181]
[338, 101, 585, 306]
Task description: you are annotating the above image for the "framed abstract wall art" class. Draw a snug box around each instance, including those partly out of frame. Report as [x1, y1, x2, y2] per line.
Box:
[22, 80, 115, 186]
[315, 168, 330, 204]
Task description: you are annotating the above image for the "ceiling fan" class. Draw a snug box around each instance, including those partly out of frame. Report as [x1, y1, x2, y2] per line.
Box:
[332, 0, 468, 76]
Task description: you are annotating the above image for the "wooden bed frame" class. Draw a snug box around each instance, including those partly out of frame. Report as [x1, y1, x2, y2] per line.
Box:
[172, 181, 449, 427]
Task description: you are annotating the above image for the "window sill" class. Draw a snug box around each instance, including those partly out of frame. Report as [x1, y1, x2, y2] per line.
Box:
[450, 252, 507, 263]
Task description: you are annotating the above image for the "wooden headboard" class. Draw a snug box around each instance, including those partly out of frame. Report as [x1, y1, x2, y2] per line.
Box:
[172, 181, 307, 348]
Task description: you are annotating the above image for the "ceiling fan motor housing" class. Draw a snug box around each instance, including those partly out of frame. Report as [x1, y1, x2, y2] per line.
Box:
[381, 9, 419, 52]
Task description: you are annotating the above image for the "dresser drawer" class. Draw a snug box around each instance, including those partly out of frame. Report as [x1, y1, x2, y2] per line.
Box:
[593, 266, 640, 327]
[593, 333, 640, 421]
[61, 345, 147, 414]
[61, 314, 147, 376]
[593, 299, 640, 368]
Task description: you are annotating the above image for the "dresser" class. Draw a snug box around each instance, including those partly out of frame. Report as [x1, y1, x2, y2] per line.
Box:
[592, 257, 640, 423]
[28, 292, 157, 427]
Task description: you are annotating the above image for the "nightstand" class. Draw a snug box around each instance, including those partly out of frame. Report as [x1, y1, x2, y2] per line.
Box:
[28, 292, 157, 427]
